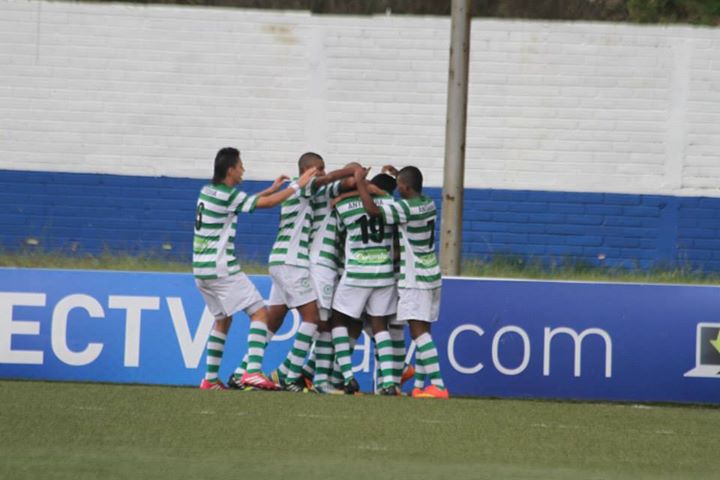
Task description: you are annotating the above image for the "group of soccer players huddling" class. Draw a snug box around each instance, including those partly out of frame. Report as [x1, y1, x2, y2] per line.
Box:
[193, 147, 448, 399]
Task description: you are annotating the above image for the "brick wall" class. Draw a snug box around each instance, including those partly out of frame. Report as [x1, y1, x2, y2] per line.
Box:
[4, 169, 720, 271]
[0, 170, 279, 262]
[1, 1, 720, 196]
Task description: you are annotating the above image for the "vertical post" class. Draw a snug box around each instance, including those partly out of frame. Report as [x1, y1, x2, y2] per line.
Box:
[440, 0, 471, 276]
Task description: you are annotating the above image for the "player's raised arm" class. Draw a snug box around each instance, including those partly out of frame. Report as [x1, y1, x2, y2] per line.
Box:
[355, 168, 381, 217]
[330, 181, 386, 209]
[314, 164, 361, 189]
[256, 175, 290, 197]
[330, 189, 358, 209]
[255, 167, 318, 209]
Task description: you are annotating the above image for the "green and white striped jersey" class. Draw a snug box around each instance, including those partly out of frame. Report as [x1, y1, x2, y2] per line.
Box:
[193, 184, 258, 280]
[378, 195, 441, 289]
[309, 181, 343, 271]
[269, 179, 341, 268]
[311, 181, 342, 238]
[335, 194, 396, 288]
[309, 209, 343, 271]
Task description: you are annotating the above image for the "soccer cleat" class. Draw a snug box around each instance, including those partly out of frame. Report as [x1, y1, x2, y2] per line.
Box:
[284, 378, 310, 393]
[400, 364, 416, 385]
[240, 372, 279, 391]
[421, 385, 449, 399]
[378, 385, 400, 396]
[343, 378, 360, 395]
[199, 379, 227, 390]
[411, 387, 426, 398]
[227, 374, 255, 391]
[270, 370, 286, 389]
[313, 383, 344, 395]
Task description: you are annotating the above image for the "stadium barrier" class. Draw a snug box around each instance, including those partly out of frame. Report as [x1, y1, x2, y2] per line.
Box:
[0, 268, 718, 404]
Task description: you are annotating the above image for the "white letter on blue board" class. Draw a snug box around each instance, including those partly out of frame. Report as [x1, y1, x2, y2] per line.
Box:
[448, 324, 484, 374]
[51, 294, 105, 366]
[166, 297, 215, 369]
[108, 296, 160, 367]
[0, 292, 46, 365]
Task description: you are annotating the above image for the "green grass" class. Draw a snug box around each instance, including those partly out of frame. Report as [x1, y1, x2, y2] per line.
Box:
[460, 257, 720, 285]
[0, 251, 266, 275]
[2, 250, 719, 284]
[0, 381, 719, 480]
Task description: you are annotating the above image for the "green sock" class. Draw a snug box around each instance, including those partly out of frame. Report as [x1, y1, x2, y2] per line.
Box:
[332, 326, 354, 383]
[204, 330, 226, 382]
[416, 332, 445, 390]
[312, 332, 333, 386]
[284, 322, 318, 382]
[374, 330, 394, 389]
[244, 321, 269, 374]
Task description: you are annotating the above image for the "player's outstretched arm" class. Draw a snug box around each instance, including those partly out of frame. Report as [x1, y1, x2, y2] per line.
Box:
[256, 175, 290, 197]
[330, 184, 386, 209]
[314, 165, 361, 189]
[330, 190, 357, 209]
[255, 167, 318, 209]
[355, 168, 381, 217]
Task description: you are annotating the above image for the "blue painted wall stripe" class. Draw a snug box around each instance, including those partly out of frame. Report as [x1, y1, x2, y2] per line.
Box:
[1, 169, 719, 271]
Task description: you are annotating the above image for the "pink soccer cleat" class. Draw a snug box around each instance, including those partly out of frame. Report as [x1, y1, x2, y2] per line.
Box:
[421, 385, 449, 399]
[199, 379, 227, 390]
[240, 372, 280, 391]
[411, 387, 427, 398]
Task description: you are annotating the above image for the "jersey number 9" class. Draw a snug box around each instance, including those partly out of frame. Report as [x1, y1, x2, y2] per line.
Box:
[195, 202, 205, 231]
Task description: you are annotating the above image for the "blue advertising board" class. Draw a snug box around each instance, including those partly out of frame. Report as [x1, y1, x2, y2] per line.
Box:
[0, 268, 718, 404]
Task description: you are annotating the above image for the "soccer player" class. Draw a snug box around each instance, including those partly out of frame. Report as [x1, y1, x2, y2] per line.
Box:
[302, 162, 364, 394]
[354, 165, 449, 399]
[194, 147, 317, 391]
[331, 173, 398, 395]
[333, 173, 407, 394]
[263, 153, 359, 392]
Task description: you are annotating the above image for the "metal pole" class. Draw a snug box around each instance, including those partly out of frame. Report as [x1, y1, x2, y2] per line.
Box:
[440, 0, 471, 276]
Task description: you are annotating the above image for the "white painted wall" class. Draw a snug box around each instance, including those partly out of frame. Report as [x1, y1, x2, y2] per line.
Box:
[1, 0, 719, 195]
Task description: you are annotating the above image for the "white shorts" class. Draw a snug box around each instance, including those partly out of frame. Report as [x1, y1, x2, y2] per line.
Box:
[195, 273, 265, 321]
[396, 288, 441, 323]
[268, 264, 317, 309]
[310, 265, 338, 321]
[332, 280, 397, 319]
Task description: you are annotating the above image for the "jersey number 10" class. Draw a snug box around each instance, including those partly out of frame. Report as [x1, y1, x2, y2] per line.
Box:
[356, 216, 385, 244]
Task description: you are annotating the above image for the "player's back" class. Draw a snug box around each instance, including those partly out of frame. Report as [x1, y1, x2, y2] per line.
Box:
[395, 195, 441, 289]
[335, 194, 395, 288]
[193, 183, 257, 279]
[268, 178, 315, 268]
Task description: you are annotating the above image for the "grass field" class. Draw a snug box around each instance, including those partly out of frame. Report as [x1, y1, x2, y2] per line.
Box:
[1, 381, 718, 480]
[2, 251, 720, 285]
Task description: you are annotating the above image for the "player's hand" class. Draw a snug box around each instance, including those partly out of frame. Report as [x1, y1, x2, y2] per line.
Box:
[354, 167, 370, 181]
[297, 166, 318, 187]
[271, 175, 290, 191]
[382, 165, 398, 177]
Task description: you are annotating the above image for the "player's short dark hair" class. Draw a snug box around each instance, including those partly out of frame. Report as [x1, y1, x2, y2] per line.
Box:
[298, 152, 323, 171]
[213, 147, 240, 184]
[398, 166, 423, 193]
[371, 173, 396, 195]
